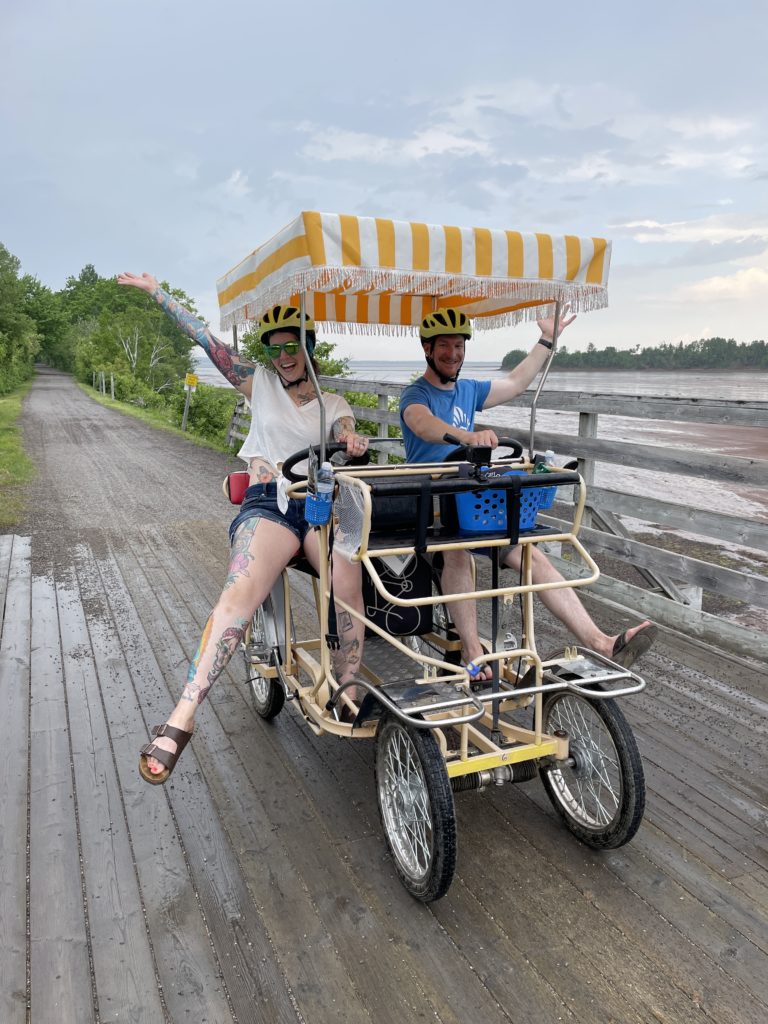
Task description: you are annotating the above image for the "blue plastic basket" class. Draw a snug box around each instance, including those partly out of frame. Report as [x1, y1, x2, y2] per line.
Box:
[455, 470, 557, 534]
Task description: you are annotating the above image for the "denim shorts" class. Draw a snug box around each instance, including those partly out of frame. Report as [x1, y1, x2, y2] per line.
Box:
[228, 483, 309, 547]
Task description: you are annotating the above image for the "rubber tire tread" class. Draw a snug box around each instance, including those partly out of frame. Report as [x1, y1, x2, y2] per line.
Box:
[246, 597, 286, 721]
[375, 714, 457, 902]
[539, 687, 645, 849]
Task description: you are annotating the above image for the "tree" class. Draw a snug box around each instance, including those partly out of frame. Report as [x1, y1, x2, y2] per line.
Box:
[22, 276, 69, 369]
[0, 243, 40, 393]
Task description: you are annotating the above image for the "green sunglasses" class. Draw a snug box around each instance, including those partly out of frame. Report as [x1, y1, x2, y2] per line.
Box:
[263, 340, 301, 358]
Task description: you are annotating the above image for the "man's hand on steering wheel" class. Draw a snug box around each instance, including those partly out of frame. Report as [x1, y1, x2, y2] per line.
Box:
[458, 428, 499, 448]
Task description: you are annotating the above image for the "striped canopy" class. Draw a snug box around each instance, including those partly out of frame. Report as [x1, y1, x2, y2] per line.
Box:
[217, 211, 611, 334]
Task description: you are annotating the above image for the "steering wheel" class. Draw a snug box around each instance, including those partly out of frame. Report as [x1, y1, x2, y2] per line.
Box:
[442, 434, 524, 465]
[282, 440, 385, 483]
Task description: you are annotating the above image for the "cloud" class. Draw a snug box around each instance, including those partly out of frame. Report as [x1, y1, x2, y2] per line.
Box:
[681, 266, 768, 302]
[220, 169, 251, 199]
[301, 125, 490, 164]
[612, 214, 768, 246]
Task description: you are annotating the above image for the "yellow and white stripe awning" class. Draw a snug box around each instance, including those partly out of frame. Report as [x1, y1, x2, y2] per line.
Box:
[217, 211, 611, 334]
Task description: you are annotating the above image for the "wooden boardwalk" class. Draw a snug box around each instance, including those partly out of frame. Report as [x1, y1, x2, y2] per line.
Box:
[2, 370, 767, 1023]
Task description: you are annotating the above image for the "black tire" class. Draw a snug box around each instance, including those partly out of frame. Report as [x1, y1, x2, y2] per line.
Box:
[374, 713, 457, 901]
[243, 597, 286, 720]
[539, 688, 645, 849]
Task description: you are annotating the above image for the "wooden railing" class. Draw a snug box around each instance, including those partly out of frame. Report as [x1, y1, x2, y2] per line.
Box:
[228, 380, 768, 664]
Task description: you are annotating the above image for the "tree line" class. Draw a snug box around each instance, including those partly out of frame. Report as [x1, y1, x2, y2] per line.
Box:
[0, 242, 351, 445]
[501, 336, 768, 371]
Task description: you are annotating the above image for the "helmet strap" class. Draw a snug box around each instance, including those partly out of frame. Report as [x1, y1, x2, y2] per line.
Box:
[425, 345, 462, 385]
[278, 368, 309, 390]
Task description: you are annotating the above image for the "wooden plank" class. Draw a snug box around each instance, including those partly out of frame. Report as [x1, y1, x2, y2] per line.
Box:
[575, 485, 768, 552]
[546, 553, 768, 662]
[101, 536, 302, 1024]
[120, 534, 478, 1024]
[479, 428, 768, 485]
[57, 553, 170, 1023]
[0, 536, 31, 1024]
[543, 515, 768, 608]
[503, 786, 768, 1024]
[274, 716, 580, 1024]
[0, 533, 14, 619]
[232, 711, 519, 1024]
[121, 530, 376, 1024]
[505, 390, 768, 427]
[76, 537, 237, 1024]
[320, 378, 768, 430]
[457, 798, 705, 1024]
[29, 574, 95, 1024]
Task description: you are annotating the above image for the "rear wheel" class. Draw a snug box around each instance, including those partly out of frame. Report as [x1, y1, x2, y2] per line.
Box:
[375, 713, 457, 901]
[243, 597, 285, 720]
[539, 688, 645, 848]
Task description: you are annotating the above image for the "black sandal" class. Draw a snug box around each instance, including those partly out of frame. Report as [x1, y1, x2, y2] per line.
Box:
[611, 623, 658, 668]
[139, 723, 193, 785]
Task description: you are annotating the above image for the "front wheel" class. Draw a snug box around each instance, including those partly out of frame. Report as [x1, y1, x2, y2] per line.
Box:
[243, 597, 285, 720]
[375, 714, 457, 902]
[539, 689, 645, 849]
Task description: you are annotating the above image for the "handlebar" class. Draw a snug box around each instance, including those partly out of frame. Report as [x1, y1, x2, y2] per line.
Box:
[282, 438, 395, 483]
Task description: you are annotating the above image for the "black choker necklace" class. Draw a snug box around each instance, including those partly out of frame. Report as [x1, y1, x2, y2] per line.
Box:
[279, 369, 309, 390]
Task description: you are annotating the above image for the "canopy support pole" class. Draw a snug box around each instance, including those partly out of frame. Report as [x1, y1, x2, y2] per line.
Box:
[300, 292, 327, 463]
[528, 300, 561, 461]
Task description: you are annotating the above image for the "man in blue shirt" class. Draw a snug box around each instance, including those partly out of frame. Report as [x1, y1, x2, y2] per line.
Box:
[399, 307, 656, 679]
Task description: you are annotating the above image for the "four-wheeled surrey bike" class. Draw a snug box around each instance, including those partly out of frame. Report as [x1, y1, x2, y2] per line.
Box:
[218, 211, 647, 901]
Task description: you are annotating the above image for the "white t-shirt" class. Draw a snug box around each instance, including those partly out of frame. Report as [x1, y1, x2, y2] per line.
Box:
[238, 365, 354, 492]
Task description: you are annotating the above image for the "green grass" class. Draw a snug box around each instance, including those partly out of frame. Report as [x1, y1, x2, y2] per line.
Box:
[76, 382, 236, 454]
[0, 382, 35, 529]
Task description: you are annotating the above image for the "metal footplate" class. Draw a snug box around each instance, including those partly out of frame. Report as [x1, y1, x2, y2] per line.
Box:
[542, 646, 646, 698]
[337, 678, 486, 730]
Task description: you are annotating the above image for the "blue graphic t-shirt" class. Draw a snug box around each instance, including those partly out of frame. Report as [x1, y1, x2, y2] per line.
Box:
[399, 377, 492, 463]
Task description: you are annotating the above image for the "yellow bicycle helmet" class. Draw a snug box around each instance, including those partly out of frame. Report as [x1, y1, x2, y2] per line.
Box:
[259, 305, 315, 342]
[419, 307, 472, 341]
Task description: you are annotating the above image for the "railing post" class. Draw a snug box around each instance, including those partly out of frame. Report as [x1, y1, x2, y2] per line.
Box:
[577, 411, 598, 528]
[377, 392, 388, 465]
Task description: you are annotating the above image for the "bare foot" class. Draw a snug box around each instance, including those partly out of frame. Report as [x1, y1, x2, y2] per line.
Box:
[463, 647, 493, 682]
[605, 621, 657, 668]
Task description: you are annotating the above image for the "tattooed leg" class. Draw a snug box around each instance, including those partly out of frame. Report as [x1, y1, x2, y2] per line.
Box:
[143, 516, 300, 775]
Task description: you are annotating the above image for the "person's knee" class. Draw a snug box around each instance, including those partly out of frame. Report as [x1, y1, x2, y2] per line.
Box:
[443, 549, 471, 570]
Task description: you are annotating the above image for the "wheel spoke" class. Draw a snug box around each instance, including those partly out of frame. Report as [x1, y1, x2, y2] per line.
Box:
[545, 694, 623, 830]
[379, 724, 434, 878]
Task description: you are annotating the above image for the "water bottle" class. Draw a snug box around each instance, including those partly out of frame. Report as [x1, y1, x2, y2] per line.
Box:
[306, 460, 334, 525]
[534, 449, 555, 473]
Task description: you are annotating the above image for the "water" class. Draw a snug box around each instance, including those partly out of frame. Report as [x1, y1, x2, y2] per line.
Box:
[192, 353, 768, 402]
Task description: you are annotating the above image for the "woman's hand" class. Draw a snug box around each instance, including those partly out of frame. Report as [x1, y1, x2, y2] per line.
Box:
[117, 271, 159, 294]
[340, 432, 369, 458]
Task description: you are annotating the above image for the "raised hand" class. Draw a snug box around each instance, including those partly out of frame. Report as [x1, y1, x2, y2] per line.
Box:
[537, 302, 576, 342]
[117, 271, 159, 294]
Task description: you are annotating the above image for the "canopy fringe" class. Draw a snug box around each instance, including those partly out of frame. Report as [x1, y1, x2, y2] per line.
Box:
[219, 266, 607, 332]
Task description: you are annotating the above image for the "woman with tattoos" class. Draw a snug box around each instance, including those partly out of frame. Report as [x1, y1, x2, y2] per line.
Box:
[117, 272, 369, 784]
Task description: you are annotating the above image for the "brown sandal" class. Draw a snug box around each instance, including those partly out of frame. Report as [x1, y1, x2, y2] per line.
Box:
[139, 723, 193, 785]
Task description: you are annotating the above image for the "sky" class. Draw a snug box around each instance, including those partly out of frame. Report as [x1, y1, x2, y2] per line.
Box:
[2, 0, 767, 361]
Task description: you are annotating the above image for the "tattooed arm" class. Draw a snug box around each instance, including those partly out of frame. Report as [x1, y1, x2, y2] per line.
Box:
[332, 416, 370, 457]
[117, 271, 256, 397]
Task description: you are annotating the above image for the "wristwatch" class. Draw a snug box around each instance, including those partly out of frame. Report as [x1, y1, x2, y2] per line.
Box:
[538, 337, 553, 350]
